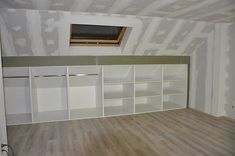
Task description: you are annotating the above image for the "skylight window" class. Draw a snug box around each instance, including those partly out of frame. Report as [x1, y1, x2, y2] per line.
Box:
[70, 24, 127, 47]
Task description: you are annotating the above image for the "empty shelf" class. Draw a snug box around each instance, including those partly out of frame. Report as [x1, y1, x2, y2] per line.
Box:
[33, 110, 68, 123]
[164, 76, 185, 81]
[135, 91, 161, 97]
[6, 113, 32, 125]
[104, 78, 133, 84]
[135, 77, 161, 83]
[70, 108, 102, 119]
[104, 92, 133, 99]
[163, 102, 185, 110]
[135, 103, 161, 113]
[163, 89, 184, 95]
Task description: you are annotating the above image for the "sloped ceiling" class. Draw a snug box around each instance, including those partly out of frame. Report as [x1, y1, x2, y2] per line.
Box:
[1, 0, 235, 23]
[0, 9, 215, 56]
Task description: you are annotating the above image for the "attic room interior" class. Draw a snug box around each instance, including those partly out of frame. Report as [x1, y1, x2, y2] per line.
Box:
[0, 0, 235, 155]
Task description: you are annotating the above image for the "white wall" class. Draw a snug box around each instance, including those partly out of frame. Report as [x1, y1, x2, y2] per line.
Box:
[0, 38, 8, 151]
[222, 23, 235, 119]
[201, 22, 235, 119]
[189, 34, 215, 114]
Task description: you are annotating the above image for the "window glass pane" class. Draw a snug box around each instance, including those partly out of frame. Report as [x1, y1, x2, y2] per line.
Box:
[71, 24, 123, 40]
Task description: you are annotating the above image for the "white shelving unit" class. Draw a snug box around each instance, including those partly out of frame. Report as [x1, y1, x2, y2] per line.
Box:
[104, 98, 134, 116]
[2, 64, 188, 125]
[163, 65, 187, 81]
[103, 65, 134, 84]
[163, 65, 187, 110]
[163, 95, 187, 110]
[134, 65, 163, 113]
[135, 65, 162, 83]
[3, 67, 32, 125]
[163, 81, 186, 95]
[68, 66, 103, 119]
[104, 83, 134, 99]
[31, 67, 68, 123]
[103, 65, 134, 116]
[135, 96, 162, 113]
[135, 82, 162, 97]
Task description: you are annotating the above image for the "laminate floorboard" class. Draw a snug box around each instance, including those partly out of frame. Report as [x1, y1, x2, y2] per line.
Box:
[7, 109, 235, 156]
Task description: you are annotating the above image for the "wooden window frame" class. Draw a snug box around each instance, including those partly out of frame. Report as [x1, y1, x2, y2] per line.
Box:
[70, 25, 127, 47]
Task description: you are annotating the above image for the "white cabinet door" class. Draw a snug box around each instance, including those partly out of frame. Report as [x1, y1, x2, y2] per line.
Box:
[0, 39, 7, 153]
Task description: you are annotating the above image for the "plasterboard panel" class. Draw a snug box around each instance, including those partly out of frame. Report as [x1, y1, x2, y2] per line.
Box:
[1, 0, 235, 23]
[0, 9, 216, 56]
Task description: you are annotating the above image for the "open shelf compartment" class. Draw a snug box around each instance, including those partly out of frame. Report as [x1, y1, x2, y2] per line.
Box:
[135, 82, 162, 97]
[69, 66, 103, 120]
[135, 65, 162, 82]
[163, 65, 187, 81]
[103, 65, 134, 84]
[104, 98, 134, 116]
[135, 96, 162, 113]
[3, 67, 32, 125]
[31, 67, 69, 123]
[163, 94, 187, 110]
[163, 81, 186, 95]
[104, 83, 134, 99]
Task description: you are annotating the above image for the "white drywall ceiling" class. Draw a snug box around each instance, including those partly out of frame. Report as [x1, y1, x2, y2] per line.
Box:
[0, 9, 215, 56]
[0, 0, 235, 23]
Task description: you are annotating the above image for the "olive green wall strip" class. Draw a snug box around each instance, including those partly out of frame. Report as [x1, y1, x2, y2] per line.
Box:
[2, 56, 97, 67]
[2, 56, 190, 67]
[97, 56, 189, 65]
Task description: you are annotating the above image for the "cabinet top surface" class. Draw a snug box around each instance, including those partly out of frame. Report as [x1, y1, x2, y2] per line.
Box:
[2, 56, 190, 67]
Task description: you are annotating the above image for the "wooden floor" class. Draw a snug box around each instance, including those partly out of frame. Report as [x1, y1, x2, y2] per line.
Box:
[7, 109, 235, 156]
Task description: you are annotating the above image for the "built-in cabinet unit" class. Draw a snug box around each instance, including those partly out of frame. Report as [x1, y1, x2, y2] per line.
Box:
[31, 67, 69, 123]
[68, 66, 103, 119]
[163, 65, 187, 110]
[3, 64, 188, 125]
[103, 65, 134, 116]
[135, 65, 163, 113]
[3, 67, 31, 125]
